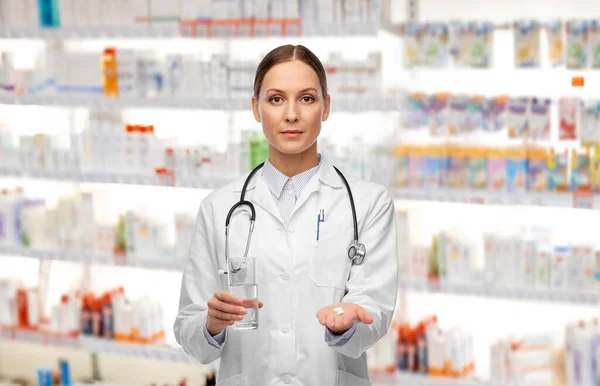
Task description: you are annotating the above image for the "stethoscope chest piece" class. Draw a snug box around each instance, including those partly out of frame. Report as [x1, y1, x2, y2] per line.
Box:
[348, 241, 366, 265]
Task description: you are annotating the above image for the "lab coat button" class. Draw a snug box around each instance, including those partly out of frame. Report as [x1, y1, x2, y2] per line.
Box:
[282, 375, 292, 384]
[281, 273, 290, 281]
[280, 324, 290, 333]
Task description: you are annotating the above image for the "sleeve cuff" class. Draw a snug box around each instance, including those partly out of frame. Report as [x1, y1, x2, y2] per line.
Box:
[203, 323, 226, 348]
[325, 324, 357, 347]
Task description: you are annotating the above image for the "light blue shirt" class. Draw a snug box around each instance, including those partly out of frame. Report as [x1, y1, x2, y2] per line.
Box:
[204, 154, 356, 347]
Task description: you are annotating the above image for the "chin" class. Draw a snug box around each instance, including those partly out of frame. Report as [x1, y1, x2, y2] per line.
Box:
[274, 142, 312, 155]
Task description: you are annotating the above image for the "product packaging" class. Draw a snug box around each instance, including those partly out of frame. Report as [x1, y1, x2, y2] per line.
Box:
[408, 147, 426, 188]
[425, 147, 442, 188]
[447, 95, 469, 136]
[422, 23, 450, 67]
[506, 148, 527, 193]
[566, 20, 589, 69]
[526, 148, 548, 192]
[402, 23, 423, 68]
[405, 92, 427, 130]
[581, 101, 600, 147]
[528, 98, 551, 140]
[546, 21, 565, 67]
[506, 98, 529, 139]
[468, 22, 494, 68]
[481, 95, 509, 132]
[487, 148, 507, 191]
[513, 20, 541, 67]
[559, 97, 582, 140]
[589, 20, 600, 68]
[467, 147, 487, 190]
[447, 147, 468, 189]
[425, 92, 450, 137]
[570, 148, 591, 190]
[547, 149, 569, 192]
[449, 22, 469, 67]
[551, 246, 569, 289]
[394, 146, 409, 188]
[464, 95, 484, 133]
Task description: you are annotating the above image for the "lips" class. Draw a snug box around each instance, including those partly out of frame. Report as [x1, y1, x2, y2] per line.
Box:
[281, 130, 303, 134]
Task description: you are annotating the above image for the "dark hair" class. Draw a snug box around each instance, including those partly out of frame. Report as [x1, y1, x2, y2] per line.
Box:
[253, 44, 328, 99]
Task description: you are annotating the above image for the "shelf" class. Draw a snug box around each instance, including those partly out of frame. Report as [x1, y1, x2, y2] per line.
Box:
[394, 188, 597, 210]
[0, 167, 190, 187]
[0, 24, 378, 40]
[390, 372, 510, 386]
[0, 94, 402, 112]
[0, 327, 209, 367]
[0, 246, 186, 272]
[398, 277, 600, 305]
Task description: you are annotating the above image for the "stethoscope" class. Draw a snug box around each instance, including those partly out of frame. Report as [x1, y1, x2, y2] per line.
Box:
[218, 162, 366, 276]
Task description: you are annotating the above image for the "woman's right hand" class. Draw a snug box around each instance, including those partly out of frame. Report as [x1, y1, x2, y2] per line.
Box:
[206, 290, 264, 336]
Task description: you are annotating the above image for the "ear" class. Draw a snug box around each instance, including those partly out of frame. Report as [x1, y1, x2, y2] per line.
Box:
[322, 94, 331, 122]
[252, 96, 261, 122]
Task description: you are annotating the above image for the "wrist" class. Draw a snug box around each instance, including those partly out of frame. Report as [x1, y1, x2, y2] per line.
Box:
[206, 319, 224, 336]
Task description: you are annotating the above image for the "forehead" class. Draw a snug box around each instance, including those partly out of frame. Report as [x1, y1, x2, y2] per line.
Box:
[261, 60, 321, 92]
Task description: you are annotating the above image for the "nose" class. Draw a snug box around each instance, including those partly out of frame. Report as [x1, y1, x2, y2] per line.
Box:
[285, 102, 299, 123]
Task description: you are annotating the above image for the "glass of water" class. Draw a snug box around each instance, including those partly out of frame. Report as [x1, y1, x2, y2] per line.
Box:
[227, 256, 259, 330]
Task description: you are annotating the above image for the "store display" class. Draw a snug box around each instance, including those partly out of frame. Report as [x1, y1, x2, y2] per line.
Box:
[513, 20, 541, 68]
[0, 0, 381, 35]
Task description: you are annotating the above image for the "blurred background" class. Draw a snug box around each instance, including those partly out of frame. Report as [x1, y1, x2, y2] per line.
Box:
[0, 0, 600, 385]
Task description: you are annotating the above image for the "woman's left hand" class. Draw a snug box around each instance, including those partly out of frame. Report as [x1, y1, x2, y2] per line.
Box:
[316, 303, 373, 334]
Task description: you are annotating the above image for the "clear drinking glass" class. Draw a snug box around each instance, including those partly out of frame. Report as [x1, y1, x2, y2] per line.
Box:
[227, 256, 259, 330]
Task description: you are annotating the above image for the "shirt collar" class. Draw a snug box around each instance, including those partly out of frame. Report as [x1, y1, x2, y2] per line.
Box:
[262, 154, 322, 199]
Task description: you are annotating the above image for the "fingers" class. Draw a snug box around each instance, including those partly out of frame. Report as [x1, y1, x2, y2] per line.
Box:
[317, 309, 327, 326]
[258, 301, 264, 308]
[214, 290, 243, 306]
[208, 296, 247, 315]
[208, 308, 244, 322]
[356, 307, 373, 324]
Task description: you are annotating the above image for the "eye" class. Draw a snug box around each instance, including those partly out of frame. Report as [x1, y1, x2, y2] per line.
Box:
[269, 96, 283, 104]
[301, 96, 315, 103]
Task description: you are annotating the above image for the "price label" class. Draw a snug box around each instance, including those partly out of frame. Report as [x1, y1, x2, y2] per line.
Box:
[573, 188, 594, 209]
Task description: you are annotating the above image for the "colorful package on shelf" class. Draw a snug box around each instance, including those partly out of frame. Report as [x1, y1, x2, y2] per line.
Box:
[546, 21, 565, 67]
[528, 98, 551, 140]
[589, 20, 600, 68]
[449, 22, 470, 67]
[439, 147, 451, 188]
[559, 97, 582, 140]
[394, 146, 409, 188]
[408, 147, 427, 188]
[487, 148, 507, 191]
[591, 146, 600, 193]
[425, 147, 442, 188]
[425, 92, 450, 136]
[513, 20, 541, 67]
[467, 22, 494, 68]
[506, 148, 527, 193]
[447, 95, 469, 136]
[464, 95, 485, 133]
[481, 95, 509, 132]
[405, 92, 427, 129]
[402, 23, 424, 68]
[467, 147, 487, 189]
[507, 98, 529, 138]
[566, 20, 589, 69]
[422, 23, 450, 67]
[581, 101, 600, 147]
[570, 148, 592, 190]
[447, 147, 468, 188]
[547, 149, 569, 192]
[526, 148, 548, 192]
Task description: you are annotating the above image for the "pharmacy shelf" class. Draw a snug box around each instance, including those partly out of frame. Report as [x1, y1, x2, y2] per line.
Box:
[0, 23, 378, 39]
[0, 327, 211, 366]
[0, 246, 186, 272]
[394, 188, 597, 210]
[390, 372, 510, 386]
[0, 93, 403, 112]
[398, 277, 600, 305]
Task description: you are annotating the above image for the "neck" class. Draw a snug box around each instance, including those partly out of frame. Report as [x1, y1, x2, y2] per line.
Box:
[268, 143, 319, 178]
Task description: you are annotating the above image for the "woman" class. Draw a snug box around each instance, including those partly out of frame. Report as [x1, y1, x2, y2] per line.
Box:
[174, 44, 398, 386]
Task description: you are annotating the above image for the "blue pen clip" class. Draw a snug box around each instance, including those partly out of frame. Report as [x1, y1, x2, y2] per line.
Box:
[317, 209, 325, 240]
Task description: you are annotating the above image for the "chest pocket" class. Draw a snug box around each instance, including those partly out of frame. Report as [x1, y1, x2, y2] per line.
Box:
[309, 221, 354, 290]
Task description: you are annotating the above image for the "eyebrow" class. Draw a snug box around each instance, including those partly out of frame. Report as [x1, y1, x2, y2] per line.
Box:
[266, 88, 318, 94]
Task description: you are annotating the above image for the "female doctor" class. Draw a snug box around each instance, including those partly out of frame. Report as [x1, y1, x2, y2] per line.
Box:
[174, 44, 398, 386]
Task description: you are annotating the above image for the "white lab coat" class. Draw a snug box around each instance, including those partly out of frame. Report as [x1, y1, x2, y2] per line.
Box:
[174, 155, 398, 386]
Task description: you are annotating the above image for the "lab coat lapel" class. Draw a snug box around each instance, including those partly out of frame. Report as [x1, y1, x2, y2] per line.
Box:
[247, 173, 284, 225]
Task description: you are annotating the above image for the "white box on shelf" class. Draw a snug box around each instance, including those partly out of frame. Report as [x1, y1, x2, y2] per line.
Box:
[284, 0, 298, 18]
[88, 0, 104, 27]
[57, 0, 74, 27]
[72, 0, 90, 27]
[270, 0, 285, 19]
[131, 0, 150, 23]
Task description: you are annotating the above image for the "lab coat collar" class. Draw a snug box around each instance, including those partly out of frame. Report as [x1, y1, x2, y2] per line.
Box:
[233, 153, 343, 193]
